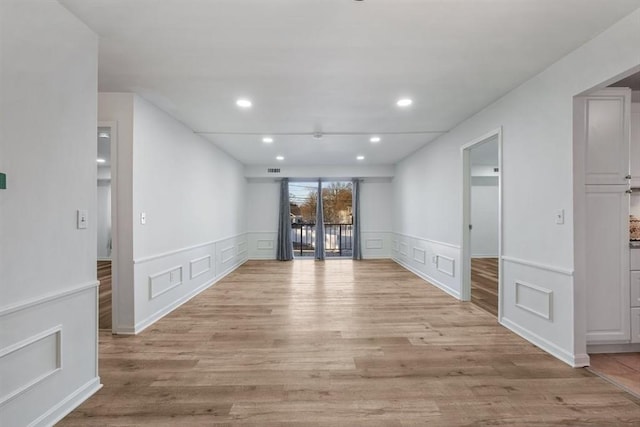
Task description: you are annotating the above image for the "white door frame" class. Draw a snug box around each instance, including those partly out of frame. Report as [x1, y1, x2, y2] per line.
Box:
[98, 121, 118, 332]
[460, 127, 503, 319]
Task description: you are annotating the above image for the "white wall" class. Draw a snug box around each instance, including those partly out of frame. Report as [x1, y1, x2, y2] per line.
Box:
[97, 179, 112, 259]
[246, 178, 393, 259]
[393, 9, 640, 366]
[100, 94, 248, 333]
[0, 1, 101, 425]
[471, 179, 499, 257]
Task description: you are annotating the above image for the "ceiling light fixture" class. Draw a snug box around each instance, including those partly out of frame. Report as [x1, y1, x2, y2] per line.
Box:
[370, 136, 381, 143]
[276, 155, 284, 161]
[97, 158, 106, 163]
[357, 155, 365, 160]
[262, 137, 274, 143]
[236, 99, 252, 108]
[396, 98, 413, 107]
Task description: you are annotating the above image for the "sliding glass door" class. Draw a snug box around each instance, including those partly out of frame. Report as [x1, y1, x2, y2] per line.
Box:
[289, 181, 353, 258]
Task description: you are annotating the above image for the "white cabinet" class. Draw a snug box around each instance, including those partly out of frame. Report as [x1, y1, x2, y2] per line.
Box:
[585, 185, 630, 343]
[584, 88, 631, 185]
[632, 251, 640, 344]
[632, 103, 640, 187]
[632, 271, 640, 308]
[632, 308, 640, 344]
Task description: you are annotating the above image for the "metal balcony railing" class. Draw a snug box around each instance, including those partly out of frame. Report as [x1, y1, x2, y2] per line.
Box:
[291, 223, 353, 257]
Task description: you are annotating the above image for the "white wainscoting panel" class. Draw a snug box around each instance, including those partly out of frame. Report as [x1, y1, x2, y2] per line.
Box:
[413, 247, 426, 264]
[133, 234, 248, 333]
[190, 255, 211, 280]
[391, 233, 461, 299]
[221, 246, 235, 264]
[500, 256, 579, 367]
[366, 239, 383, 249]
[248, 232, 278, 259]
[436, 255, 455, 277]
[515, 281, 553, 320]
[148, 266, 183, 300]
[0, 326, 62, 406]
[0, 283, 101, 426]
[361, 232, 392, 259]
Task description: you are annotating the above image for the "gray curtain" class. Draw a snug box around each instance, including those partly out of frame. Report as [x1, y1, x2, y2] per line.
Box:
[352, 178, 362, 260]
[314, 179, 325, 260]
[276, 178, 293, 261]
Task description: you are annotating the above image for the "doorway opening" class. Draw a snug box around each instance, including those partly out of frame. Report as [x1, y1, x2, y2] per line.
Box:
[461, 129, 502, 318]
[97, 123, 117, 331]
[289, 180, 353, 258]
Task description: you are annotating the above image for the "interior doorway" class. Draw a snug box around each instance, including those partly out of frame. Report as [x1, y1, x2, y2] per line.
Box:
[461, 129, 502, 318]
[97, 123, 117, 331]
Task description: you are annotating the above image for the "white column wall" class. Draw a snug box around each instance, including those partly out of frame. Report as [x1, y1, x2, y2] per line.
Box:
[0, 1, 101, 425]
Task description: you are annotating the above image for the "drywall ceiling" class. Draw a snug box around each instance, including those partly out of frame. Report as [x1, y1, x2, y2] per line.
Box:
[60, 0, 640, 166]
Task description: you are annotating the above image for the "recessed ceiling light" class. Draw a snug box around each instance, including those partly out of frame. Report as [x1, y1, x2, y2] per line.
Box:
[370, 136, 381, 143]
[276, 155, 284, 161]
[357, 155, 365, 160]
[98, 132, 109, 139]
[396, 98, 413, 107]
[262, 137, 274, 143]
[97, 158, 106, 163]
[236, 99, 252, 108]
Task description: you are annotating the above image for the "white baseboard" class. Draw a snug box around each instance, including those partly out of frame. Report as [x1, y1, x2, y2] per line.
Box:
[501, 317, 585, 367]
[393, 258, 461, 300]
[134, 259, 247, 334]
[30, 377, 102, 427]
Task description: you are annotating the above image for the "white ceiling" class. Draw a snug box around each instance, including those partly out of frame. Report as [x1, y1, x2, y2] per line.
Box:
[60, 0, 640, 166]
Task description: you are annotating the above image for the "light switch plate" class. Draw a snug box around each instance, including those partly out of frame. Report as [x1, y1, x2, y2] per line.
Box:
[77, 209, 88, 229]
[140, 211, 146, 225]
[555, 209, 565, 225]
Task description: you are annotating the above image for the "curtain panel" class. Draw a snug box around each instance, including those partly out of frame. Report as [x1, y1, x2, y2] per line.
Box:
[276, 178, 293, 261]
[352, 178, 362, 260]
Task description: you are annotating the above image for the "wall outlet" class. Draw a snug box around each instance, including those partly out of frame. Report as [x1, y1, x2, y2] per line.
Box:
[77, 209, 88, 229]
[555, 209, 565, 225]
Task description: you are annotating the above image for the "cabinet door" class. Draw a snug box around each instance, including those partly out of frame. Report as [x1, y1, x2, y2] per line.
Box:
[584, 88, 631, 185]
[632, 308, 640, 344]
[586, 185, 630, 343]
[631, 271, 640, 308]
[631, 103, 640, 187]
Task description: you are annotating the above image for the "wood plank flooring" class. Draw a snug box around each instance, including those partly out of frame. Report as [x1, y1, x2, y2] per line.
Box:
[471, 257, 498, 317]
[98, 260, 111, 330]
[589, 353, 640, 398]
[60, 260, 640, 425]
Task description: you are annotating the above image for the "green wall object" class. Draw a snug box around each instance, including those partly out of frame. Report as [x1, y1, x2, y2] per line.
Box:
[0, 173, 6, 189]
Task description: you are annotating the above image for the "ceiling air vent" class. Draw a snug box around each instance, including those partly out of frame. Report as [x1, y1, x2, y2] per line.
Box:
[267, 168, 281, 174]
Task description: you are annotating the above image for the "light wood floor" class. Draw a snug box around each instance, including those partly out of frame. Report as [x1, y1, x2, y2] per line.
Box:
[471, 257, 498, 317]
[61, 260, 640, 425]
[98, 260, 111, 330]
[589, 353, 640, 398]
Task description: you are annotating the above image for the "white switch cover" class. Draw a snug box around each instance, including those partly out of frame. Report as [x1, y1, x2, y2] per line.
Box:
[77, 209, 88, 229]
[140, 211, 146, 225]
[555, 209, 565, 225]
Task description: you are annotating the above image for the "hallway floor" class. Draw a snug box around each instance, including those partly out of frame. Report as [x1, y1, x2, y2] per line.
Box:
[98, 260, 111, 330]
[471, 257, 498, 317]
[61, 260, 640, 425]
[589, 353, 640, 398]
